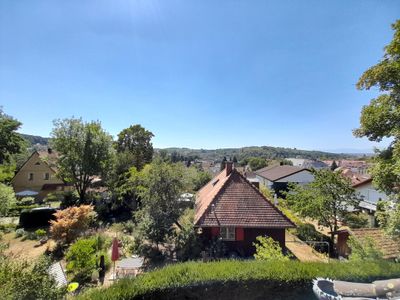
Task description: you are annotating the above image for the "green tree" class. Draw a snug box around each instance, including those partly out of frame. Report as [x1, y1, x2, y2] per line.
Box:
[116, 124, 154, 171]
[353, 20, 400, 196]
[253, 236, 289, 261]
[248, 157, 267, 171]
[0, 183, 16, 217]
[286, 169, 360, 248]
[348, 235, 383, 261]
[135, 159, 185, 249]
[0, 109, 25, 164]
[51, 118, 114, 201]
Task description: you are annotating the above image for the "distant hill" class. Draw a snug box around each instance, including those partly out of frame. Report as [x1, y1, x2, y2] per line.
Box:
[157, 146, 358, 162]
[17, 133, 361, 161]
[20, 134, 50, 146]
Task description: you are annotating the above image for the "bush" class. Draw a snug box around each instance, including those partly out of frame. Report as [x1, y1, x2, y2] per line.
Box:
[35, 229, 47, 239]
[17, 197, 35, 206]
[22, 230, 37, 241]
[50, 205, 96, 244]
[0, 223, 17, 233]
[19, 207, 56, 228]
[253, 236, 290, 261]
[60, 191, 80, 209]
[296, 223, 320, 241]
[15, 228, 25, 238]
[0, 256, 66, 299]
[123, 221, 135, 234]
[7, 204, 40, 217]
[78, 260, 400, 300]
[173, 209, 202, 261]
[65, 235, 111, 283]
[348, 236, 383, 261]
[44, 191, 64, 202]
[295, 223, 330, 253]
[343, 213, 369, 229]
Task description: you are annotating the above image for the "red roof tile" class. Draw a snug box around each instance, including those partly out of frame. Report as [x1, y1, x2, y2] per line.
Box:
[195, 168, 295, 228]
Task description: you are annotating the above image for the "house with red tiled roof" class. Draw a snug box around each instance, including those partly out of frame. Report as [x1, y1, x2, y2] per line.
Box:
[195, 162, 295, 257]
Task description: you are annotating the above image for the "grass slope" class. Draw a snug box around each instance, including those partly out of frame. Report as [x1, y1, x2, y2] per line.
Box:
[79, 260, 400, 300]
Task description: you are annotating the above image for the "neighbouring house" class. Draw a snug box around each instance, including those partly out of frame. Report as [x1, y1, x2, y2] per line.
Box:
[11, 149, 71, 200]
[194, 162, 295, 257]
[255, 165, 314, 196]
[287, 158, 329, 170]
[340, 168, 389, 227]
[336, 228, 400, 260]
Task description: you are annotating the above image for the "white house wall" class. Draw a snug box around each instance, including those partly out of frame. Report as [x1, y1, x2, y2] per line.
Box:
[356, 182, 388, 204]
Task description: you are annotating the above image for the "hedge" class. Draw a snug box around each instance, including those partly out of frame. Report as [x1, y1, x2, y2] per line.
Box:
[78, 260, 400, 300]
[7, 204, 40, 217]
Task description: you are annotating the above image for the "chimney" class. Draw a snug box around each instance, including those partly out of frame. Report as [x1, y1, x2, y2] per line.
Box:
[226, 161, 233, 176]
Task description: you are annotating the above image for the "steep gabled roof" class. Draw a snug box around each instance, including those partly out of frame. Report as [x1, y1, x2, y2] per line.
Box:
[255, 165, 310, 182]
[195, 168, 295, 228]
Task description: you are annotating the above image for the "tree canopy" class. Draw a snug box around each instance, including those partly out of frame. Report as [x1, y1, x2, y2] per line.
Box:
[134, 159, 185, 248]
[354, 20, 400, 196]
[0, 109, 25, 164]
[116, 124, 154, 171]
[51, 118, 114, 201]
[286, 169, 360, 247]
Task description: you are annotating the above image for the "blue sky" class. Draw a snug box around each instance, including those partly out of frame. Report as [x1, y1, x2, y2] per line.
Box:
[0, 1, 398, 152]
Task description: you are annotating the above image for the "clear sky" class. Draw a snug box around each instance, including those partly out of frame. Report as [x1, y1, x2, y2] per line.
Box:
[0, 1, 398, 152]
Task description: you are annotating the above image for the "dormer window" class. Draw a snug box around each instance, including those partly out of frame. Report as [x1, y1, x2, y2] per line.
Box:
[35, 162, 40, 165]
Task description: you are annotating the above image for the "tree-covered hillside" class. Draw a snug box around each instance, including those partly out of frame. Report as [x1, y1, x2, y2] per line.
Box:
[20, 134, 50, 146]
[157, 146, 356, 162]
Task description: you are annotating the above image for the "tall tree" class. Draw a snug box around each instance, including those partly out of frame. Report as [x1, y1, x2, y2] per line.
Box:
[51, 118, 114, 201]
[135, 159, 185, 248]
[286, 169, 360, 251]
[353, 20, 400, 196]
[0, 109, 25, 164]
[116, 124, 154, 171]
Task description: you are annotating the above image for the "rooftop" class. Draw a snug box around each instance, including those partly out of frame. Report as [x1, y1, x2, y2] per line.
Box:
[195, 166, 295, 228]
[255, 165, 310, 181]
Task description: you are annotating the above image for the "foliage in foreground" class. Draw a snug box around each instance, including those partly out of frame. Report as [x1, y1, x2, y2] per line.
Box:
[79, 260, 400, 300]
[0, 255, 66, 300]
